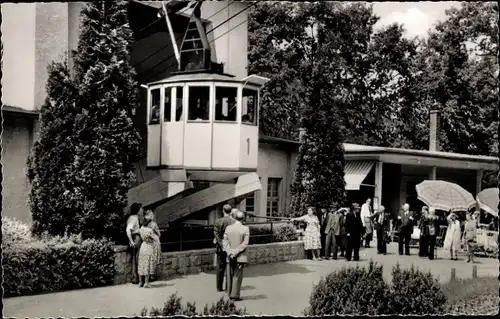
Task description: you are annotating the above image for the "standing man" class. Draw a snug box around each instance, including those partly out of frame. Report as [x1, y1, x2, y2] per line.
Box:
[325, 206, 344, 259]
[418, 206, 430, 257]
[223, 210, 250, 301]
[345, 203, 363, 261]
[213, 204, 235, 292]
[126, 202, 144, 284]
[371, 205, 391, 255]
[395, 203, 414, 256]
[361, 198, 373, 248]
[425, 208, 440, 260]
[319, 208, 329, 258]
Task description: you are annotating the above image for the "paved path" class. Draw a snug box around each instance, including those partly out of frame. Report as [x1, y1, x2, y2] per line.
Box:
[4, 244, 498, 317]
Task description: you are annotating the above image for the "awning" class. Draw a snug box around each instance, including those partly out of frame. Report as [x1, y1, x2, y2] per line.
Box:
[155, 172, 262, 227]
[344, 160, 375, 190]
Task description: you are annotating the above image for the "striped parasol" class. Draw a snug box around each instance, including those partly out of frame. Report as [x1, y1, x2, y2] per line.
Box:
[415, 180, 476, 212]
[476, 188, 499, 217]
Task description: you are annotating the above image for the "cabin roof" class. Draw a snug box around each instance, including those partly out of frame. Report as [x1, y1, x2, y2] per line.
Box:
[147, 72, 237, 86]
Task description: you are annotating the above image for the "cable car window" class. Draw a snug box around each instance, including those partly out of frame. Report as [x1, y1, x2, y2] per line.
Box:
[164, 87, 172, 122]
[150, 88, 161, 124]
[188, 86, 210, 121]
[175, 86, 184, 122]
[215, 86, 238, 122]
[242, 89, 257, 125]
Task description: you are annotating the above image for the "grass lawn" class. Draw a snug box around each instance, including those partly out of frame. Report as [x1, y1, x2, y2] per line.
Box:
[442, 276, 499, 315]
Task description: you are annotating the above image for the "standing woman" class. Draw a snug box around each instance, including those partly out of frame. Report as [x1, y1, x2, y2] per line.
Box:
[138, 210, 162, 287]
[463, 211, 477, 263]
[292, 207, 322, 260]
[418, 206, 429, 257]
[443, 212, 462, 260]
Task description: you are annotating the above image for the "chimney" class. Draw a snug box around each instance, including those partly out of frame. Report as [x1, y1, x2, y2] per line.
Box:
[299, 128, 306, 143]
[429, 110, 440, 152]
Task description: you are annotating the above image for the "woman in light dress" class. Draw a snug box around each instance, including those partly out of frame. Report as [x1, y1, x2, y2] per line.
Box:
[443, 212, 462, 260]
[292, 207, 322, 260]
[138, 210, 162, 287]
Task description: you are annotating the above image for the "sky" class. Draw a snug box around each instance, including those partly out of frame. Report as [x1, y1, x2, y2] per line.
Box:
[372, 1, 462, 38]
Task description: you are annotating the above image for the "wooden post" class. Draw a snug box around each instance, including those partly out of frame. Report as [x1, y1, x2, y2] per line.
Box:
[476, 170, 483, 211]
[374, 161, 383, 210]
[450, 268, 456, 281]
[472, 265, 478, 279]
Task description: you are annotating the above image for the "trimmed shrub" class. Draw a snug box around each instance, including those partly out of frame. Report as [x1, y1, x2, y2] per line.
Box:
[273, 224, 299, 242]
[248, 225, 274, 245]
[389, 264, 447, 315]
[140, 293, 247, 316]
[3, 235, 115, 297]
[304, 261, 391, 315]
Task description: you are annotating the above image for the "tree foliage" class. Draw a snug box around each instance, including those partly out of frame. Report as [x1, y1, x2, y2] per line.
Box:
[249, 1, 498, 157]
[28, 1, 140, 241]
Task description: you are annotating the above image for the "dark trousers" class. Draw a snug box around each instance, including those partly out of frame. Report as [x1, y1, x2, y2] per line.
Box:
[226, 259, 245, 299]
[427, 235, 436, 260]
[131, 234, 142, 283]
[376, 228, 387, 254]
[398, 232, 411, 255]
[216, 251, 228, 291]
[320, 232, 327, 257]
[419, 234, 428, 257]
[345, 235, 360, 261]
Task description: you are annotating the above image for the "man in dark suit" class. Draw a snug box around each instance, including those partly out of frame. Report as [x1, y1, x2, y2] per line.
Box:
[371, 205, 391, 255]
[395, 203, 414, 255]
[223, 210, 250, 301]
[345, 203, 363, 261]
[319, 208, 328, 258]
[325, 206, 344, 259]
[213, 204, 235, 292]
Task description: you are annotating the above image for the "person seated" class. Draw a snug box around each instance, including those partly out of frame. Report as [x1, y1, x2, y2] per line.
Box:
[150, 105, 160, 124]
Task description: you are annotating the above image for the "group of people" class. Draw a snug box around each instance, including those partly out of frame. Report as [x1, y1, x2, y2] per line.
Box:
[290, 199, 393, 262]
[290, 198, 480, 263]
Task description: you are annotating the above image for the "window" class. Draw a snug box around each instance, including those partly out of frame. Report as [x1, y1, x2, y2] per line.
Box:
[246, 192, 256, 213]
[215, 86, 238, 122]
[266, 178, 281, 216]
[242, 88, 257, 125]
[188, 86, 210, 121]
[164, 87, 172, 122]
[149, 88, 161, 124]
[175, 86, 184, 122]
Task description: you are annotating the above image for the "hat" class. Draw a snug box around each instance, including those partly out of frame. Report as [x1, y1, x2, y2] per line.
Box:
[351, 203, 360, 209]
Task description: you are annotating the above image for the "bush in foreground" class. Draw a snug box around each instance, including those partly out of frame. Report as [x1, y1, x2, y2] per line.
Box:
[305, 261, 449, 315]
[140, 293, 247, 316]
[304, 261, 391, 315]
[3, 219, 115, 297]
[390, 264, 447, 315]
[443, 277, 499, 315]
[1, 216, 34, 247]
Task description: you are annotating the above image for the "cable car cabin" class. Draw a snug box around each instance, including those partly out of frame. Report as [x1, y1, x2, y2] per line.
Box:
[146, 72, 269, 182]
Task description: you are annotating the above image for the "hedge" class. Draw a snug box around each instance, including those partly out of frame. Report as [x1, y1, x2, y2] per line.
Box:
[3, 217, 115, 297]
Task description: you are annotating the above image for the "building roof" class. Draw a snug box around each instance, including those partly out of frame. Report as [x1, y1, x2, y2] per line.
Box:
[2, 105, 40, 118]
[344, 143, 498, 164]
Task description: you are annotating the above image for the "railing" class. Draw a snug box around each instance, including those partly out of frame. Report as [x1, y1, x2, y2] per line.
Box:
[159, 219, 294, 252]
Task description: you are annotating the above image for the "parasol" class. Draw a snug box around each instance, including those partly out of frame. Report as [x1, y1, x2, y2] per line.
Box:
[415, 180, 476, 213]
[476, 188, 499, 217]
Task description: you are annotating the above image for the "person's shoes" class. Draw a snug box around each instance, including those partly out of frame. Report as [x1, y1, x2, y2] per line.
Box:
[230, 297, 242, 301]
[405, 253, 411, 256]
[353, 258, 360, 261]
[139, 282, 144, 287]
[466, 259, 470, 263]
[339, 254, 344, 257]
[132, 280, 139, 285]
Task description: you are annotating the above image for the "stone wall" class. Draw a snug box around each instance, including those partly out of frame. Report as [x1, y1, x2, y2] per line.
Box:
[113, 241, 306, 285]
